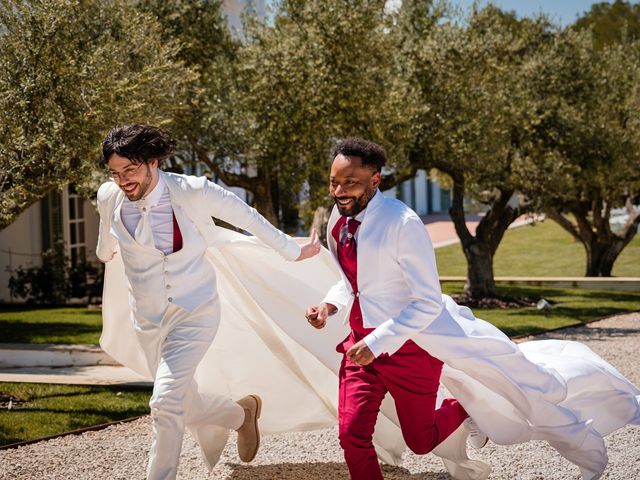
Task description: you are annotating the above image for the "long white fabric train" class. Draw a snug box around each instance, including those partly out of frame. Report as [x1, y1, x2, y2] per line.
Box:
[100, 234, 640, 480]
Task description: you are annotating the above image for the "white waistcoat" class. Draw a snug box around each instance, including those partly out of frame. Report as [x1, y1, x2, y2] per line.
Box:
[97, 171, 301, 326]
[111, 200, 216, 324]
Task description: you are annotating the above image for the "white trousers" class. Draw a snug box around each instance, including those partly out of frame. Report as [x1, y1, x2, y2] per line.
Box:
[135, 301, 245, 480]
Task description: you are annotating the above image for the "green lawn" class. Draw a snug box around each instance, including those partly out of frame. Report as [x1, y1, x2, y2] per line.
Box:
[441, 282, 640, 337]
[0, 382, 150, 446]
[435, 219, 640, 277]
[1, 284, 639, 445]
[0, 307, 102, 344]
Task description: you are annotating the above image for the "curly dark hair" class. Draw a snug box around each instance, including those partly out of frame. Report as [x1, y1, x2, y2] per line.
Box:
[100, 124, 176, 167]
[331, 137, 387, 173]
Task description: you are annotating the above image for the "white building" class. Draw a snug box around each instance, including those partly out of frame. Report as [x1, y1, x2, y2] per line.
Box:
[0, 1, 265, 303]
[393, 169, 451, 216]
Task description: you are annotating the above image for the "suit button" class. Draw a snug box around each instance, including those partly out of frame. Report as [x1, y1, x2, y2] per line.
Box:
[164, 270, 169, 275]
[163, 257, 168, 262]
[166, 284, 171, 289]
[168, 297, 173, 302]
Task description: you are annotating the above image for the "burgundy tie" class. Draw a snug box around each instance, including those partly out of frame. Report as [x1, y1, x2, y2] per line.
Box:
[343, 218, 361, 260]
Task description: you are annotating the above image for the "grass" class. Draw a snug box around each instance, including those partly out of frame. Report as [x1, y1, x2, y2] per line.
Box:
[435, 219, 640, 277]
[441, 282, 640, 337]
[0, 307, 102, 344]
[0, 284, 638, 446]
[0, 382, 150, 446]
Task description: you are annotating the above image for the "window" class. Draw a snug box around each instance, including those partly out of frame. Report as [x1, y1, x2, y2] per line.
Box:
[41, 191, 63, 251]
[67, 189, 86, 266]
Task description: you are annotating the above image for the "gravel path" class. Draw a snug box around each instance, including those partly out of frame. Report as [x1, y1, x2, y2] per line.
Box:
[2, 312, 639, 480]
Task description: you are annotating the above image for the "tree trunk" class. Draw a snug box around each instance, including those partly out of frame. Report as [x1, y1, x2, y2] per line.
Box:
[547, 201, 640, 277]
[253, 178, 279, 227]
[583, 230, 637, 276]
[464, 245, 497, 297]
[445, 168, 520, 299]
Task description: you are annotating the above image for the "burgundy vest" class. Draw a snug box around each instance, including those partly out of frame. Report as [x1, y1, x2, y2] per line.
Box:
[332, 217, 373, 337]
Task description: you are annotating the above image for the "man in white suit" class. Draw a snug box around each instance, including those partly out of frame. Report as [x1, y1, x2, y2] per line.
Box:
[96, 124, 319, 480]
[306, 138, 487, 479]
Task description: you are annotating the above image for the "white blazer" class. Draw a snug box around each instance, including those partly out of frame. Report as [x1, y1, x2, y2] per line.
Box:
[96, 171, 301, 323]
[322, 190, 443, 357]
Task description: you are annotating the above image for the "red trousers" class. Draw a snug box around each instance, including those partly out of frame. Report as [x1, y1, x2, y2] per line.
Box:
[337, 332, 467, 480]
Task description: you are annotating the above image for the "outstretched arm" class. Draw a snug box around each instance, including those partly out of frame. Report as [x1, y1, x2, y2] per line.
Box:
[203, 179, 316, 261]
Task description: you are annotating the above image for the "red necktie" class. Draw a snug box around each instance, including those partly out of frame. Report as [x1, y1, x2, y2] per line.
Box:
[343, 218, 361, 261]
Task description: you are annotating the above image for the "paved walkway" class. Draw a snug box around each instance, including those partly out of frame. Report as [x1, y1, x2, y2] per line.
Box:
[422, 213, 535, 248]
[1, 312, 638, 479]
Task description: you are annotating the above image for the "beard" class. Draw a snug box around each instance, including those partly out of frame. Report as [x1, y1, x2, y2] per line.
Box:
[121, 165, 152, 201]
[333, 184, 376, 217]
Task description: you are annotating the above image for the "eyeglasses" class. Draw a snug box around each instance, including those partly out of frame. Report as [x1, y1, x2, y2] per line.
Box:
[107, 163, 145, 182]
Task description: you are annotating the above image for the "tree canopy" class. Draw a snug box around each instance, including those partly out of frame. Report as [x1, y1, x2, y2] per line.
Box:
[0, 0, 195, 229]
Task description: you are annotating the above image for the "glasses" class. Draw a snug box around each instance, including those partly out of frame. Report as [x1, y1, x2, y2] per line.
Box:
[108, 163, 145, 182]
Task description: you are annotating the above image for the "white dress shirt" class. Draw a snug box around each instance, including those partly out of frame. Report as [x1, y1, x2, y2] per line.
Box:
[121, 174, 175, 255]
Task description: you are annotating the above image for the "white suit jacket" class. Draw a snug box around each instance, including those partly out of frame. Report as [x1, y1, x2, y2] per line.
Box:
[96, 170, 301, 320]
[322, 190, 443, 357]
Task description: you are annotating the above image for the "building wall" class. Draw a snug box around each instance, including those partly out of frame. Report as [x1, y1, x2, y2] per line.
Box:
[0, 203, 43, 303]
[0, 189, 100, 304]
[395, 169, 450, 216]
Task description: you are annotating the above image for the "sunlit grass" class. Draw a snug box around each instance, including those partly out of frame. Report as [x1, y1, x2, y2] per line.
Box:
[435, 219, 640, 277]
[441, 282, 640, 337]
[0, 307, 102, 344]
[0, 382, 150, 446]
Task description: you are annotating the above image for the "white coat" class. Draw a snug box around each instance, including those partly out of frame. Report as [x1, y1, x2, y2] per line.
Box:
[322, 190, 443, 357]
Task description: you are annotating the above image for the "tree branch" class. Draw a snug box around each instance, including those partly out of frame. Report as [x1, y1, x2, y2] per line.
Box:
[546, 208, 580, 241]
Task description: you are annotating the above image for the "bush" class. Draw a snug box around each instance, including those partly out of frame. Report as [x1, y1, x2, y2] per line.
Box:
[8, 242, 103, 305]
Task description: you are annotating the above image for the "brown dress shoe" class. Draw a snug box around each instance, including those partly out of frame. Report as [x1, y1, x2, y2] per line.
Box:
[236, 394, 262, 462]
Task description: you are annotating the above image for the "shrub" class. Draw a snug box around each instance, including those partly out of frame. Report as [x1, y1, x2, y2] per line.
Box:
[8, 242, 103, 305]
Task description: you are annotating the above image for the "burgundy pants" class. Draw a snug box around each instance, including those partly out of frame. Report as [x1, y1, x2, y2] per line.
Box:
[337, 332, 467, 480]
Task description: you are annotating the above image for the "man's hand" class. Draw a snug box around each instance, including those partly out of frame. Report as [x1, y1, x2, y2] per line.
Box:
[296, 229, 321, 261]
[346, 339, 375, 366]
[304, 302, 337, 329]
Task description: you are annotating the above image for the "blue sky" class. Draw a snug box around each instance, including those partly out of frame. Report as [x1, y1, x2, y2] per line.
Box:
[450, 1, 603, 26]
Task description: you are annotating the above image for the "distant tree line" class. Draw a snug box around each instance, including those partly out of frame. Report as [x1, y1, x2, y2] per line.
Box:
[1, 0, 638, 300]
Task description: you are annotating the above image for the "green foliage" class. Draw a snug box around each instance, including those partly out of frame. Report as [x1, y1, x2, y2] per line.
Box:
[0, 382, 150, 446]
[0, 0, 196, 229]
[8, 241, 103, 305]
[573, 0, 640, 48]
[515, 27, 640, 275]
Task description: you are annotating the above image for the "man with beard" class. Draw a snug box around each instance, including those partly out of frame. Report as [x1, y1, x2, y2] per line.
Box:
[96, 124, 320, 480]
[305, 138, 487, 480]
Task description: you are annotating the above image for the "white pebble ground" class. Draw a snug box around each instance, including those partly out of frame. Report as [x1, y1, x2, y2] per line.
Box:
[2, 313, 639, 479]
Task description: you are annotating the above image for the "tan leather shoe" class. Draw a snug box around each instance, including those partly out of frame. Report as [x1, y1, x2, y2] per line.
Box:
[236, 394, 262, 462]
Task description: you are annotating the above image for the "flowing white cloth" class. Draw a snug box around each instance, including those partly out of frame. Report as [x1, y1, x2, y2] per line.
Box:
[100, 233, 640, 479]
